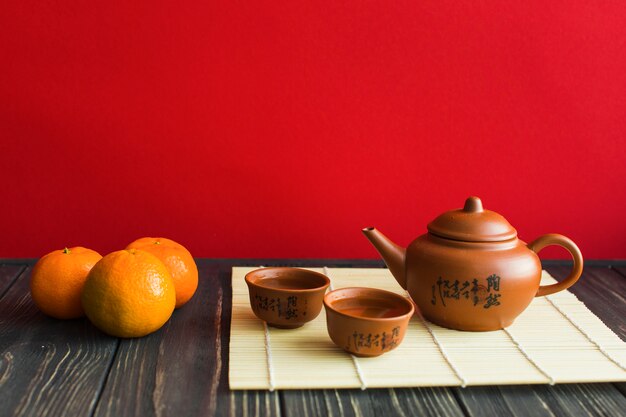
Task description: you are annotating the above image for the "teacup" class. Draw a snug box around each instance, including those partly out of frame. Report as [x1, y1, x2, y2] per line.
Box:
[324, 287, 414, 357]
[245, 267, 330, 329]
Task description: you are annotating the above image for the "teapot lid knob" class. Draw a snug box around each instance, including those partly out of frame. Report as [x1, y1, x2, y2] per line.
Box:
[427, 195, 517, 242]
[463, 196, 483, 213]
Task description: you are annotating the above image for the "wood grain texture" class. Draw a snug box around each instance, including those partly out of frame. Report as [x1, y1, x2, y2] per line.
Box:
[370, 387, 465, 417]
[544, 384, 626, 416]
[462, 378, 626, 414]
[454, 384, 626, 417]
[92, 263, 280, 417]
[282, 387, 464, 417]
[612, 267, 626, 279]
[281, 389, 376, 417]
[0, 266, 118, 417]
[0, 264, 25, 299]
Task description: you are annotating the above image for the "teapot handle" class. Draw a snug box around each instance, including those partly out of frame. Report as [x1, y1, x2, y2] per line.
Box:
[528, 233, 584, 297]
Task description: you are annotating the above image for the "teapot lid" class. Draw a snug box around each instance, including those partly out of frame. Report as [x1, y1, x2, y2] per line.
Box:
[427, 196, 517, 242]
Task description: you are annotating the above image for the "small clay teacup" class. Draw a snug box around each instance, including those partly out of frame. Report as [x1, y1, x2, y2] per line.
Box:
[324, 287, 414, 357]
[245, 267, 330, 329]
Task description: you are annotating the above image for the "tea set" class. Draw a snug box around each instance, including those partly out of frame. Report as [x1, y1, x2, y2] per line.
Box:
[245, 196, 584, 357]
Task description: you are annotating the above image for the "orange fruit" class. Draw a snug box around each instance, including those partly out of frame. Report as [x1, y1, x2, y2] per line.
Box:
[30, 247, 102, 319]
[81, 249, 176, 338]
[126, 237, 198, 308]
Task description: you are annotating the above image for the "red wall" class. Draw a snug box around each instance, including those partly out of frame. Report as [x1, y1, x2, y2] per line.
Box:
[1, 1, 625, 259]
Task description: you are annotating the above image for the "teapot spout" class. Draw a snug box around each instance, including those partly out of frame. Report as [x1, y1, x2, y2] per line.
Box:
[362, 227, 407, 289]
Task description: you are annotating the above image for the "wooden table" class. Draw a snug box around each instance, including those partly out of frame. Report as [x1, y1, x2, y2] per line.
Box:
[1, 259, 624, 417]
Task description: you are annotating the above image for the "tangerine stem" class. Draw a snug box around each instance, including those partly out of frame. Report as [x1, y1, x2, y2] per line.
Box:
[63, 247, 71, 254]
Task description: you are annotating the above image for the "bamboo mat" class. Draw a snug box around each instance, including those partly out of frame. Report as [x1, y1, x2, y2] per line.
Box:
[229, 267, 626, 390]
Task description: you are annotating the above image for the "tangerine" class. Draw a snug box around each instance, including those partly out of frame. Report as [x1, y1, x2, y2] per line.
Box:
[126, 237, 198, 308]
[30, 247, 102, 319]
[81, 249, 176, 338]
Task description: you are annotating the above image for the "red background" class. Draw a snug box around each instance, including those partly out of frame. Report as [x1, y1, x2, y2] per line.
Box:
[1, 1, 625, 259]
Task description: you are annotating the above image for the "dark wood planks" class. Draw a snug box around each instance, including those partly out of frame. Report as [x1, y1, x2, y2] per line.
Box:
[457, 383, 626, 417]
[610, 266, 626, 279]
[370, 387, 465, 417]
[0, 264, 25, 299]
[0, 265, 118, 417]
[281, 389, 375, 417]
[92, 262, 280, 417]
[543, 384, 626, 416]
[281, 379, 466, 416]
[454, 384, 626, 417]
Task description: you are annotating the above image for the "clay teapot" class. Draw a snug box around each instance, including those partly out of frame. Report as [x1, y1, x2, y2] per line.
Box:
[363, 196, 583, 331]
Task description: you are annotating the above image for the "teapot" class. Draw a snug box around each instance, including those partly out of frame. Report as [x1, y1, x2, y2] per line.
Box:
[363, 196, 583, 331]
